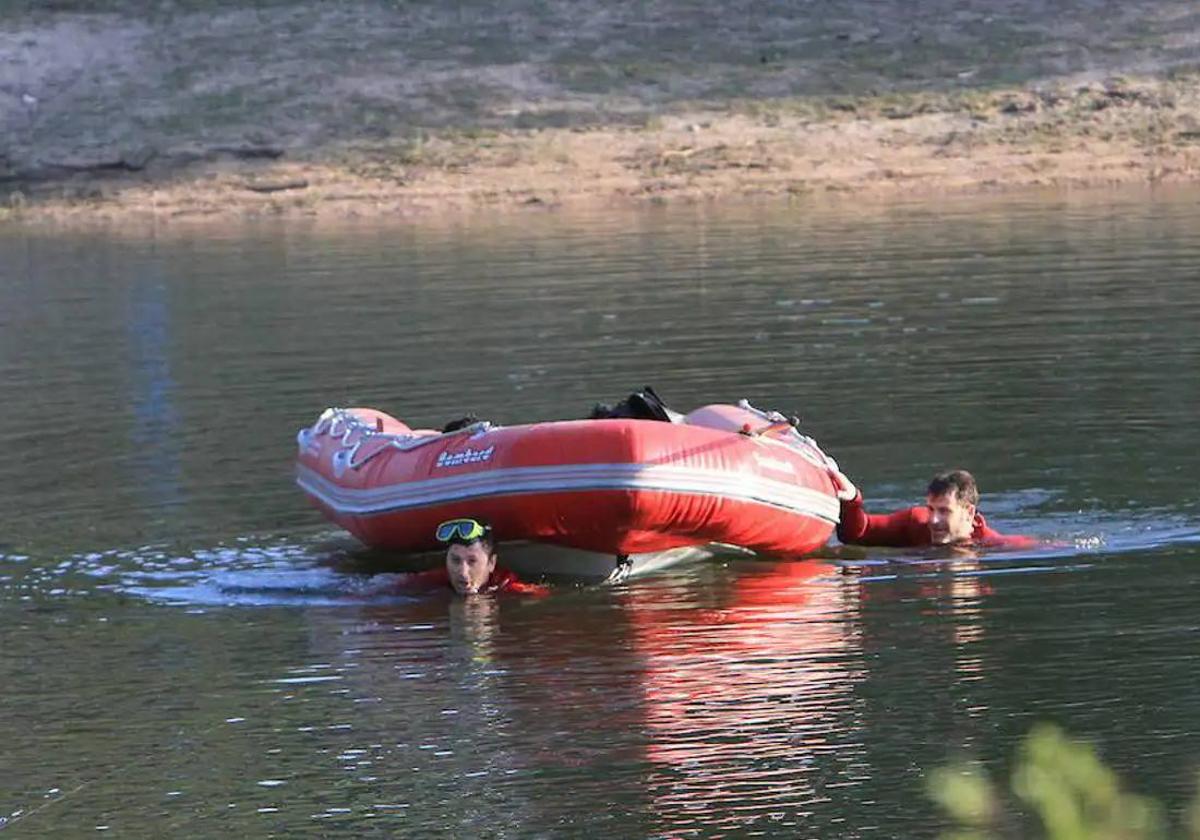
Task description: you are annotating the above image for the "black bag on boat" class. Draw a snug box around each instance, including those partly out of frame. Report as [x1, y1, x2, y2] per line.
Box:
[441, 414, 479, 433]
[588, 386, 677, 422]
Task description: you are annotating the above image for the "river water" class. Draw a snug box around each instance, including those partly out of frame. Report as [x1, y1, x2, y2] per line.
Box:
[2, 189, 1198, 837]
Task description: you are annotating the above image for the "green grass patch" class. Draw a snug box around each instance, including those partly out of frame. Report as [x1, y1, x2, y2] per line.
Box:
[931, 724, 1200, 840]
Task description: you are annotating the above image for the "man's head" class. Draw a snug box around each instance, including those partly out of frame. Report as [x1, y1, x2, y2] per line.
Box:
[925, 470, 979, 545]
[436, 518, 497, 595]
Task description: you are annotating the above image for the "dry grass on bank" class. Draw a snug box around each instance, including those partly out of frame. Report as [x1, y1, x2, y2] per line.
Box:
[4, 1, 1200, 221]
[6, 73, 1200, 222]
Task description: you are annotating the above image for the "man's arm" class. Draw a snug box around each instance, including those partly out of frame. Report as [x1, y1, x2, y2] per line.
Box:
[836, 491, 926, 547]
[500, 579, 552, 596]
[367, 567, 449, 594]
[973, 515, 1040, 551]
[490, 567, 551, 596]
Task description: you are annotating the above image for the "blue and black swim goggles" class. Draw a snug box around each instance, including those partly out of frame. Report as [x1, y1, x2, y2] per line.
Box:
[435, 518, 492, 545]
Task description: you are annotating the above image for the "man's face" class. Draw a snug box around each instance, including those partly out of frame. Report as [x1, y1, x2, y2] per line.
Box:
[445, 542, 496, 595]
[926, 490, 976, 545]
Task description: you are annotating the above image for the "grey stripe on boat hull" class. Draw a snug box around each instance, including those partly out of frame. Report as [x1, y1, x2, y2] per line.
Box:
[296, 463, 839, 524]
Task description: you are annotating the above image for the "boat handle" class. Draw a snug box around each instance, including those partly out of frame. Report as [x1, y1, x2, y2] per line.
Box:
[740, 419, 795, 437]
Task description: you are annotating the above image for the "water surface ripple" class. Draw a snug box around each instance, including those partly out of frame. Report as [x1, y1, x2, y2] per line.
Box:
[2, 189, 1199, 836]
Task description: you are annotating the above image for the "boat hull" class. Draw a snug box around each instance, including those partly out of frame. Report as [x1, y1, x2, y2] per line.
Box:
[296, 404, 840, 559]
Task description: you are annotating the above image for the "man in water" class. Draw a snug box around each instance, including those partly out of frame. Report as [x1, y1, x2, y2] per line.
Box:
[392, 518, 547, 596]
[830, 468, 1036, 550]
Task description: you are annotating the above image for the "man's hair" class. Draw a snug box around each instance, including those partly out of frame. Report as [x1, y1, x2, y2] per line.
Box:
[927, 470, 979, 507]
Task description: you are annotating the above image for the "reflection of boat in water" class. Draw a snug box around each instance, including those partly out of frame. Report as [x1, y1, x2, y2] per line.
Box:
[281, 556, 871, 834]
[624, 560, 867, 833]
[295, 399, 841, 578]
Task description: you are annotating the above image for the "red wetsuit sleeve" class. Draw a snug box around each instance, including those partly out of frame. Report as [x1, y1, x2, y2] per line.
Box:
[836, 492, 929, 547]
[385, 567, 550, 595]
[488, 567, 551, 597]
[382, 568, 451, 592]
[973, 514, 1039, 551]
[501, 579, 552, 596]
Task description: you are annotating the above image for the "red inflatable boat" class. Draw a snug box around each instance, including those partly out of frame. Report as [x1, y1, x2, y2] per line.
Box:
[295, 400, 841, 558]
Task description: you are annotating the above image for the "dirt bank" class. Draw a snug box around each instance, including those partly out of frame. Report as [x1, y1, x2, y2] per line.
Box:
[3, 1, 1200, 221]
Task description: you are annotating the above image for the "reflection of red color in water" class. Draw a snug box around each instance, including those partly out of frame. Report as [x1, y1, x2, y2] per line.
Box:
[731, 559, 837, 608]
[622, 561, 866, 833]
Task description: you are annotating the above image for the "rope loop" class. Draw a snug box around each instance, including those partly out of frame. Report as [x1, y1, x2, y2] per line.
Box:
[296, 408, 493, 475]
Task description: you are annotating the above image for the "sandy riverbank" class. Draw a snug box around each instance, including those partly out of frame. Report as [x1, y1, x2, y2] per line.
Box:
[3, 1, 1200, 221]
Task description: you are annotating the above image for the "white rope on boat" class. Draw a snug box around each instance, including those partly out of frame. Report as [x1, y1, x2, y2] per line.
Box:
[736, 398, 842, 475]
[297, 401, 840, 482]
[296, 408, 493, 475]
